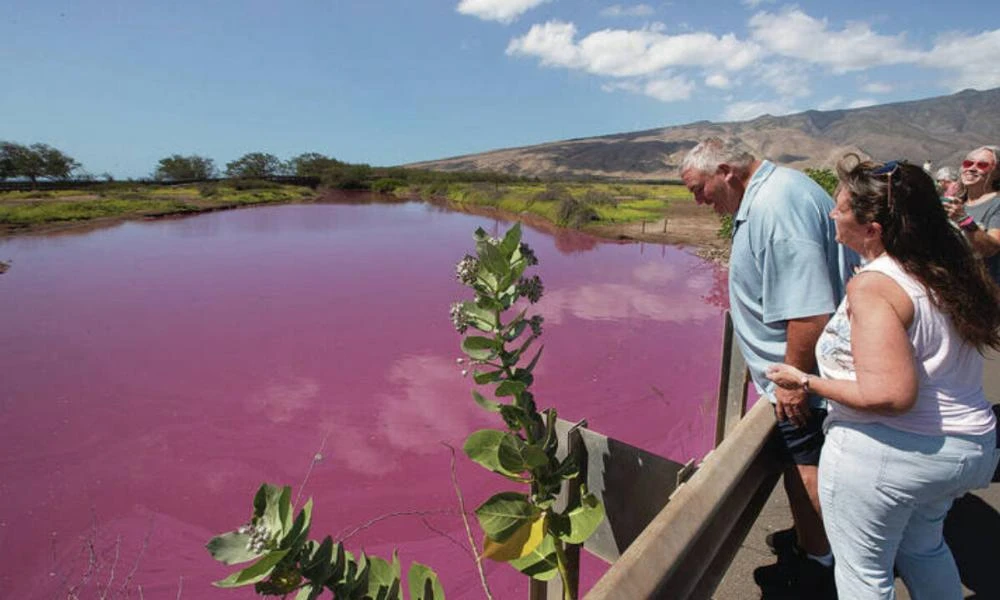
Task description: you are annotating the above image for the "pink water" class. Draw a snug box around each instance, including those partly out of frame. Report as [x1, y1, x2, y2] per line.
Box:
[0, 200, 728, 599]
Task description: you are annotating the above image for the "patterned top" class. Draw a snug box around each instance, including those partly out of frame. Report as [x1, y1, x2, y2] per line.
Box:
[817, 254, 995, 436]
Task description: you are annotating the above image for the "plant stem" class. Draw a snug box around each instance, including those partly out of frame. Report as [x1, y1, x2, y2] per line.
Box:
[553, 540, 577, 600]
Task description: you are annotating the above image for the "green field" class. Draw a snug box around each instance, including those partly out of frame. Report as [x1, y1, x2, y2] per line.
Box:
[405, 181, 689, 228]
[0, 183, 315, 229]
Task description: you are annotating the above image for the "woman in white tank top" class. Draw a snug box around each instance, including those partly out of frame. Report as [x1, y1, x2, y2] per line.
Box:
[766, 156, 1000, 600]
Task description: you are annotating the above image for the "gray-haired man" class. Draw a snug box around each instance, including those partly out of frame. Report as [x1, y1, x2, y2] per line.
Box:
[682, 138, 856, 595]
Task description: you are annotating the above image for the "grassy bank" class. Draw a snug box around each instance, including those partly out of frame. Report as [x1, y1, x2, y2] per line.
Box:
[0, 182, 315, 232]
[404, 181, 689, 230]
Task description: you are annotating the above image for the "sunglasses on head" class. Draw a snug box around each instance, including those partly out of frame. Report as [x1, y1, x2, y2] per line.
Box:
[962, 159, 994, 171]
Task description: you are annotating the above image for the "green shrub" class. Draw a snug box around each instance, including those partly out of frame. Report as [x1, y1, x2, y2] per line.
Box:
[581, 189, 617, 206]
[718, 214, 733, 239]
[198, 183, 219, 198]
[371, 178, 404, 193]
[557, 196, 599, 228]
[805, 168, 838, 196]
[229, 178, 280, 191]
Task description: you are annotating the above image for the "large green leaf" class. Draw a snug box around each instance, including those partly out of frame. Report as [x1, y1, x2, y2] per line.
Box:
[282, 498, 313, 553]
[205, 531, 259, 565]
[478, 241, 510, 279]
[212, 550, 289, 588]
[408, 562, 445, 600]
[499, 223, 522, 257]
[482, 512, 546, 562]
[462, 302, 497, 332]
[475, 492, 537, 542]
[366, 554, 402, 600]
[472, 369, 504, 385]
[495, 380, 526, 397]
[554, 491, 605, 544]
[293, 583, 325, 600]
[471, 390, 501, 412]
[461, 336, 495, 361]
[464, 429, 515, 476]
[252, 484, 292, 539]
[508, 534, 559, 581]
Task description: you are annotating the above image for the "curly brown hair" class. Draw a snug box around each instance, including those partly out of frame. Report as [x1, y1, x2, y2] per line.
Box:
[836, 153, 1000, 351]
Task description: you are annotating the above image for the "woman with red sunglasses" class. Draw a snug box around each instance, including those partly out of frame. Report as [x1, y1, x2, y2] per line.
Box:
[944, 145, 1000, 284]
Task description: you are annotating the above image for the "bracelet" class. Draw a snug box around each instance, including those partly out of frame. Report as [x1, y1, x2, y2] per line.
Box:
[959, 216, 978, 231]
[800, 374, 811, 392]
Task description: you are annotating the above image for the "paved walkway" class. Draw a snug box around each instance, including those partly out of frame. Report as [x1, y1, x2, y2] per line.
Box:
[712, 353, 1000, 600]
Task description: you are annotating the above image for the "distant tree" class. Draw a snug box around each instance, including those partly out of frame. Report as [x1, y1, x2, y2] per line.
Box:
[288, 152, 343, 178]
[0, 141, 81, 186]
[225, 152, 286, 179]
[805, 167, 838, 196]
[154, 154, 217, 181]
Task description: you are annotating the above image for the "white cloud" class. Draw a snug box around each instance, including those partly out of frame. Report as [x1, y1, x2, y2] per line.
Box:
[600, 4, 656, 18]
[644, 76, 697, 101]
[722, 100, 798, 121]
[602, 74, 696, 101]
[922, 29, 1000, 91]
[847, 98, 878, 109]
[507, 20, 762, 77]
[755, 61, 811, 97]
[705, 73, 732, 89]
[456, 0, 550, 24]
[740, 0, 775, 7]
[861, 81, 893, 94]
[748, 9, 922, 73]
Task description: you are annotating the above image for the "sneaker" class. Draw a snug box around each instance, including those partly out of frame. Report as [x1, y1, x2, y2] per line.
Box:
[754, 554, 837, 600]
[765, 526, 800, 556]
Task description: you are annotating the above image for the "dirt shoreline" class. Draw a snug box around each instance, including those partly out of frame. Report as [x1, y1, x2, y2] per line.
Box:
[0, 191, 730, 264]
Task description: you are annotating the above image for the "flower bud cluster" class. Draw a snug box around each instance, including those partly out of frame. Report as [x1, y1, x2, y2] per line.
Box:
[455, 254, 480, 286]
[528, 315, 544, 336]
[519, 243, 538, 266]
[517, 275, 544, 303]
[450, 302, 470, 334]
[238, 522, 272, 554]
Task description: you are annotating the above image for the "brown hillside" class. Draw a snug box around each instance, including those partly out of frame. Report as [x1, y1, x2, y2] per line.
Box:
[406, 88, 1000, 179]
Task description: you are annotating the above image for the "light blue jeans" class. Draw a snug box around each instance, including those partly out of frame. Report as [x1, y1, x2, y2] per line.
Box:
[819, 421, 999, 600]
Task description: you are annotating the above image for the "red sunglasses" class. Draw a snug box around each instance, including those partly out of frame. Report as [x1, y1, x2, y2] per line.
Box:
[962, 159, 994, 171]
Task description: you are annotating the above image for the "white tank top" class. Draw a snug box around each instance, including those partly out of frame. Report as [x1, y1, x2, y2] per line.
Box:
[816, 254, 995, 436]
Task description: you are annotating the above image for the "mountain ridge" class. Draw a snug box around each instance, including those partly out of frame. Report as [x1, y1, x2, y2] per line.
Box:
[406, 87, 1000, 180]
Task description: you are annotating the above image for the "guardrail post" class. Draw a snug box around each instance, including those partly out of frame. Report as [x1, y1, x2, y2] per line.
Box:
[714, 310, 749, 447]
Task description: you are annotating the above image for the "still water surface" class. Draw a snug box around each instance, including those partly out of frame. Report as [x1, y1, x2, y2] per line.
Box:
[0, 199, 728, 598]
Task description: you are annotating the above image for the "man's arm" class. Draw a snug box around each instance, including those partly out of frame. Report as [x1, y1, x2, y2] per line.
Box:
[774, 314, 828, 427]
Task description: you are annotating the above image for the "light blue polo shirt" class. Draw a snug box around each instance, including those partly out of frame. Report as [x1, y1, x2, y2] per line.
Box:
[729, 161, 858, 406]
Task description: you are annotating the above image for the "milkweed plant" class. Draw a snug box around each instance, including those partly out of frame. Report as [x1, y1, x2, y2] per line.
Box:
[453, 224, 604, 599]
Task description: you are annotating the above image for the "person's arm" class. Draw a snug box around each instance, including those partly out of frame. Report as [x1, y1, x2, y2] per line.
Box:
[767, 273, 918, 415]
[774, 315, 828, 427]
[945, 200, 1000, 257]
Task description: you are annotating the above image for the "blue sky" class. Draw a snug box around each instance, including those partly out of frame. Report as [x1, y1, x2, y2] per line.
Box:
[3, 0, 999, 178]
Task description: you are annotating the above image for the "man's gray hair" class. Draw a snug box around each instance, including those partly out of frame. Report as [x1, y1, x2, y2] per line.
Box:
[681, 137, 756, 174]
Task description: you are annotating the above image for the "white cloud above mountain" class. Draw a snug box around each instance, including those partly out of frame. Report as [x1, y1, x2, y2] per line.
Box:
[600, 4, 656, 18]
[456, 0, 550, 24]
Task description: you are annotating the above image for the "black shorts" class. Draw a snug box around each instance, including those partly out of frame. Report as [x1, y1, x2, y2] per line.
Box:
[775, 406, 828, 466]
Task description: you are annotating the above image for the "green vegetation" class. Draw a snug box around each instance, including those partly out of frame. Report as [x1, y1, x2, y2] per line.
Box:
[0, 141, 80, 185]
[453, 224, 604, 599]
[0, 182, 312, 229]
[154, 154, 218, 180]
[413, 181, 687, 230]
[207, 483, 444, 598]
[806, 167, 838, 196]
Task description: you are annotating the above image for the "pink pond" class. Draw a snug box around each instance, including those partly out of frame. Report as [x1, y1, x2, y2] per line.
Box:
[0, 198, 729, 599]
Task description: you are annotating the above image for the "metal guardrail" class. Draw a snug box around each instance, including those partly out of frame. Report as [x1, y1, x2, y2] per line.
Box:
[529, 311, 779, 599]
